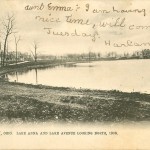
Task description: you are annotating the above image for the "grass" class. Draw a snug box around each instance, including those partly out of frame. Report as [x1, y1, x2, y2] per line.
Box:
[0, 60, 150, 124]
[0, 81, 149, 124]
[0, 60, 69, 75]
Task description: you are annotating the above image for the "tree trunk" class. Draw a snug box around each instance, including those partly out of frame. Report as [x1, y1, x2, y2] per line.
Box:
[3, 36, 8, 66]
[16, 45, 17, 64]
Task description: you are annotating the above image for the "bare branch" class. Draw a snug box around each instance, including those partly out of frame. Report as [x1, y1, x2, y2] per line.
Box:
[1, 13, 16, 66]
[30, 40, 39, 62]
[29, 49, 35, 58]
[32, 40, 39, 49]
[14, 34, 21, 45]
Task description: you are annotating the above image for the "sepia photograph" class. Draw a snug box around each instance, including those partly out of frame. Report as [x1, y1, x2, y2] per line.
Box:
[0, 0, 150, 149]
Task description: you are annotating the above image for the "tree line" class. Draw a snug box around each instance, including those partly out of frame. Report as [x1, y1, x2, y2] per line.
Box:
[0, 14, 150, 67]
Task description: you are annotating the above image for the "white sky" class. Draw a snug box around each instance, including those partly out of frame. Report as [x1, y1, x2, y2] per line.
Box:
[0, 0, 150, 55]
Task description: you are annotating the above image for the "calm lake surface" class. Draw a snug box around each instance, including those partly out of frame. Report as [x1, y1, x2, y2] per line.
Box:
[7, 59, 150, 93]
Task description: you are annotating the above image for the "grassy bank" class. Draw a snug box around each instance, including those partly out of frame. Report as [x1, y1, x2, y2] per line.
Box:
[1, 59, 107, 76]
[0, 60, 72, 76]
[0, 60, 150, 124]
[0, 81, 149, 124]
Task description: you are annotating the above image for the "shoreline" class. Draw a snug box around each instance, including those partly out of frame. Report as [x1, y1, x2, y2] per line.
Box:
[0, 60, 72, 76]
[0, 80, 149, 124]
[1, 58, 149, 75]
[1, 58, 149, 76]
[0, 60, 149, 124]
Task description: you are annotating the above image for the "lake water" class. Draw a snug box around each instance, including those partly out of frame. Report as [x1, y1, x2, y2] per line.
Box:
[7, 59, 150, 93]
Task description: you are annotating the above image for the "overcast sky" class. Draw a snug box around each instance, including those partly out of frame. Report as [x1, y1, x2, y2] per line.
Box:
[0, 0, 150, 55]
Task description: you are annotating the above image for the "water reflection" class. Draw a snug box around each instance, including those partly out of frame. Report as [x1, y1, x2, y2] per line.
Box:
[63, 63, 77, 68]
[35, 68, 38, 84]
[9, 69, 33, 76]
[15, 72, 18, 82]
[7, 60, 150, 93]
[0, 74, 9, 81]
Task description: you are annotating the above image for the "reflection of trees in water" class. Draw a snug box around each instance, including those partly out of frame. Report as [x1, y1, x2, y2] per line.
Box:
[35, 68, 38, 84]
[64, 64, 77, 68]
[15, 72, 18, 82]
[37, 65, 56, 70]
[0, 74, 9, 81]
[9, 66, 57, 77]
[8, 68, 38, 84]
[7, 65, 76, 84]
[8, 69, 33, 76]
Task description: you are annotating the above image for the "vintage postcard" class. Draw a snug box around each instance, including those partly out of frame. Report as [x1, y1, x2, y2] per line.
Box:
[0, 0, 150, 149]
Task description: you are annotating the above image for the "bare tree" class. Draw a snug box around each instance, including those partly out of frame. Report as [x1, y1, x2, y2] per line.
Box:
[30, 41, 39, 62]
[14, 34, 21, 64]
[1, 14, 16, 66]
